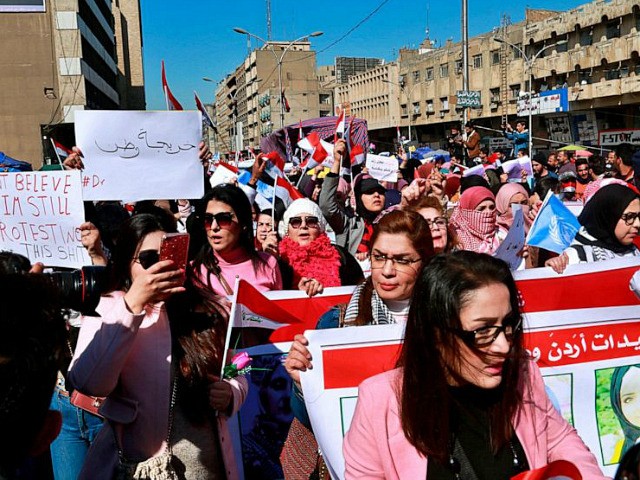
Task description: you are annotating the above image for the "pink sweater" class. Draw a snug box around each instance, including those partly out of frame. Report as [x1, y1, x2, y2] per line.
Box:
[196, 249, 282, 295]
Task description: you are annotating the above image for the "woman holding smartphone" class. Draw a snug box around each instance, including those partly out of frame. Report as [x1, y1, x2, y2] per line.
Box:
[69, 213, 247, 479]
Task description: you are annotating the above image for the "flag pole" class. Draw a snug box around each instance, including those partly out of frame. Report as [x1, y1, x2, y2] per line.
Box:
[164, 85, 170, 111]
[271, 174, 278, 226]
[219, 276, 241, 378]
[296, 164, 309, 188]
[50, 138, 64, 167]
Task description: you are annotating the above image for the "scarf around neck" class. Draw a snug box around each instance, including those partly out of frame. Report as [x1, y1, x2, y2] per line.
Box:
[450, 207, 500, 254]
[279, 234, 341, 287]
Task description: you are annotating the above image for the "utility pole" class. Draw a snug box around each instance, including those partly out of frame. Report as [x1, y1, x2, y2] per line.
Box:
[266, 0, 272, 41]
[499, 14, 511, 125]
[461, 0, 469, 128]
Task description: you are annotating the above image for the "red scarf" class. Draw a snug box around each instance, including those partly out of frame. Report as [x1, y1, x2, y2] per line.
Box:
[357, 221, 374, 254]
[279, 234, 342, 287]
[450, 207, 500, 254]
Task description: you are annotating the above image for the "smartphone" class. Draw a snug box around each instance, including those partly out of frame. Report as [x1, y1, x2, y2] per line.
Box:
[159, 232, 190, 271]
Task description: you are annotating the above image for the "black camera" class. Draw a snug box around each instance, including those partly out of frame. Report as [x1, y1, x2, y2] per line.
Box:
[47, 266, 108, 314]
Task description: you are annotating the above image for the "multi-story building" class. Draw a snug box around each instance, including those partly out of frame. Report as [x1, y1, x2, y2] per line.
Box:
[337, 0, 640, 151]
[335, 56, 384, 84]
[214, 40, 325, 152]
[0, 0, 145, 167]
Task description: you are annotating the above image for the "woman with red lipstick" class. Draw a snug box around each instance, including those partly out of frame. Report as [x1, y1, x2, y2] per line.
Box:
[344, 251, 605, 480]
[277, 198, 363, 297]
[191, 184, 282, 297]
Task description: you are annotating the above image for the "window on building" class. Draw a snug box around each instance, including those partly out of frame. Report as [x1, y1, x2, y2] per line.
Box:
[473, 54, 483, 69]
[580, 28, 593, 46]
[606, 19, 621, 39]
[491, 50, 501, 65]
[509, 84, 520, 99]
[426, 99, 434, 113]
[440, 63, 449, 78]
[606, 68, 621, 80]
[455, 60, 463, 74]
[636, 12, 640, 31]
[440, 97, 449, 110]
[401, 104, 408, 116]
[399, 75, 406, 85]
[490, 87, 500, 103]
[556, 36, 568, 52]
[513, 43, 523, 59]
[578, 70, 592, 85]
[412, 102, 420, 115]
[412, 70, 420, 82]
[425, 67, 434, 81]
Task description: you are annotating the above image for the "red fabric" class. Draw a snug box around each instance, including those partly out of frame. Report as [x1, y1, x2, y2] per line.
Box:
[279, 234, 341, 288]
[357, 221, 374, 254]
[450, 207, 500, 254]
[459, 186, 495, 209]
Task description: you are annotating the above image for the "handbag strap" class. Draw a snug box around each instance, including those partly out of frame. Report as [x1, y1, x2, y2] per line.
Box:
[215, 271, 234, 296]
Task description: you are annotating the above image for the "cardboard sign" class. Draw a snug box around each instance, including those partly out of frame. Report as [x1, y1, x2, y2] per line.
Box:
[75, 110, 204, 201]
[0, 171, 88, 267]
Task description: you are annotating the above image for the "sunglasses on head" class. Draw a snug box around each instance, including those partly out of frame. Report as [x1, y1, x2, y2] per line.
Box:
[289, 216, 320, 229]
[135, 249, 160, 269]
[204, 212, 235, 229]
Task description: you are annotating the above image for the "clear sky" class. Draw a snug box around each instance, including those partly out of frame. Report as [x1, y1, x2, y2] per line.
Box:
[140, 0, 589, 111]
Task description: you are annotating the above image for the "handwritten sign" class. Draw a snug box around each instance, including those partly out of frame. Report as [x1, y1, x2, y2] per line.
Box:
[0, 171, 88, 268]
[75, 110, 204, 201]
[501, 156, 533, 182]
[365, 153, 398, 182]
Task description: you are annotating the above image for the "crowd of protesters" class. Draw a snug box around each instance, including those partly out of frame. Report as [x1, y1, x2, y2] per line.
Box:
[1, 118, 640, 480]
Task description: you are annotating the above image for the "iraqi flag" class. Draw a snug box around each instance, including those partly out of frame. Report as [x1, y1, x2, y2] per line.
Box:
[350, 144, 365, 166]
[262, 151, 286, 178]
[281, 89, 291, 113]
[161, 60, 183, 110]
[194, 91, 216, 130]
[334, 109, 345, 142]
[298, 132, 332, 168]
[52, 139, 72, 161]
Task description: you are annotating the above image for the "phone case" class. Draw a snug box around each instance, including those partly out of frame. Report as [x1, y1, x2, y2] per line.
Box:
[159, 233, 190, 271]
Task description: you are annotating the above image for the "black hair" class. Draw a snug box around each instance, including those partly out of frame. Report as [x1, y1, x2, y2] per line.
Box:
[105, 213, 177, 293]
[534, 176, 560, 200]
[0, 251, 31, 275]
[589, 155, 606, 176]
[398, 251, 526, 463]
[611, 365, 640, 462]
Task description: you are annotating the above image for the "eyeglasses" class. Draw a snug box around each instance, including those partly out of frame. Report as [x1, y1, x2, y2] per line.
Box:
[425, 217, 447, 230]
[289, 216, 320, 229]
[204, 212, 235, 230]
[370, 253, 422, 273]
[450, 318, 522, 347]
[134, 250, 160, 269]
[621, 212, 640, 226]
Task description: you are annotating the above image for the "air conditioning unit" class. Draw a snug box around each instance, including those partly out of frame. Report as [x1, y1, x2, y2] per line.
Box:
[439, 111, 446, 118]
[426, 105, 434, 113]
[490, 102, 498, 109]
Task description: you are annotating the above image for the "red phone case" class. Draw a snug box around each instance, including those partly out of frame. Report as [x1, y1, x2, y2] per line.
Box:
[159, 233, 190, 271]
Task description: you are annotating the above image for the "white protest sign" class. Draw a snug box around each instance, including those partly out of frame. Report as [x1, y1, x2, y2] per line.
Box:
[300, 258, 640, 479]
[75, 110, 204, 201]
[365, 153, 398, 182]
[493, 204, 525, 270]
[462, 164, 485, 178]
[502, 156, 533, 182]
[0, 171, 88, 268]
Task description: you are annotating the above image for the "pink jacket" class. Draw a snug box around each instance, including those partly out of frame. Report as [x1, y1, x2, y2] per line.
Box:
[68, 292, 247, 480]
[343, 361, 606, 480]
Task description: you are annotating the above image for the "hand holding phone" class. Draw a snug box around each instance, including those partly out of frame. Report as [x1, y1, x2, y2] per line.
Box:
[159, 233, 190, 272]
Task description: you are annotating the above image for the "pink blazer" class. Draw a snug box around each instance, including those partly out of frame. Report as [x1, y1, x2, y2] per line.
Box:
[69, 292, 247, 480]
[343, 361, 607, 480]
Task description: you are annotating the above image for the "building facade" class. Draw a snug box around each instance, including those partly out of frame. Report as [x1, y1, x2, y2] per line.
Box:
[0, 0, 145, 167]
[336, 0, 640, 151]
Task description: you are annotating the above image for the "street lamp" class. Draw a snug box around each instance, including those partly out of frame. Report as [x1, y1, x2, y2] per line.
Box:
[233, 27, 323, 130]
[382, 78, 424, 143]
[492, 37, 567, 159]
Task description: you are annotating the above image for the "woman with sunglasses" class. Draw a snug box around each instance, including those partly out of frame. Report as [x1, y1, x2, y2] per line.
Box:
[343, 251, 604, 479]
[69, 213, 248, 479]
[278, 198, 363, 297]
[192, 184, 282, 296]
[281, 210, 433, 478]
[546, 183, 640, 273]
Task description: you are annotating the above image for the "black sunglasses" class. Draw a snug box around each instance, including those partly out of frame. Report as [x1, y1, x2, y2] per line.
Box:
[289, 216, 320, 229]
[204, 212, 235, 229]
[135, 249, 160, 269]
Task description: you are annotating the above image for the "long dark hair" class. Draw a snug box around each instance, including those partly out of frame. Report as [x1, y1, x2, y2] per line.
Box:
[398, 251, 526, 463]
[105, 213, 177, 293]
[191, 184, 264, 287]
[353, 209, 434, 326]
[610, 365, 640, 458]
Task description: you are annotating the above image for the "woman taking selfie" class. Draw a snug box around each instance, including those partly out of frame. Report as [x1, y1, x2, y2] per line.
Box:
[69, 213, 247, 479]
[343, 251, 604, 479]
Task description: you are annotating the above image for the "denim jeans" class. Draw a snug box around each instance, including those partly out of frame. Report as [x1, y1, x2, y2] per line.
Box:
[49, 387, 103, 480]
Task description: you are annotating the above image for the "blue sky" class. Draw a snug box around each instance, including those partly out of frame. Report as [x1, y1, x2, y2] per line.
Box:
[140, 0, 589, 110]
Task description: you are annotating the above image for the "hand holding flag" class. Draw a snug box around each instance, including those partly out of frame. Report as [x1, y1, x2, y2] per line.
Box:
[526, 191, 581, 254]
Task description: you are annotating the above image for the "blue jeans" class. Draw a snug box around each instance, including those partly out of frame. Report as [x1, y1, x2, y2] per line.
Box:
[49, 387, 103, 480]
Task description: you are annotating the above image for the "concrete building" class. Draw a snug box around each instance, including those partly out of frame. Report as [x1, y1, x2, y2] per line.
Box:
[214, 39, 325, 152]
[0, 0, 145, 168]
[336, 0, 640, 151]
[335, 56, 384, 84]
